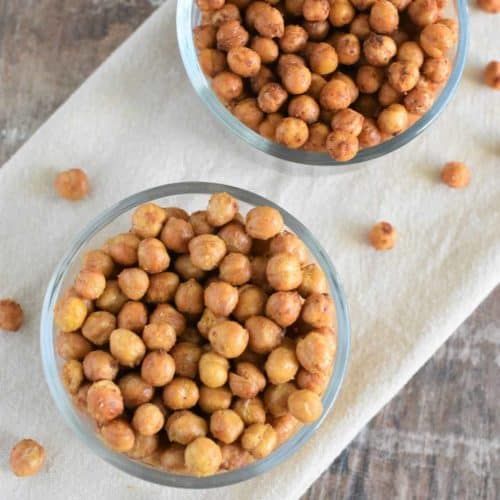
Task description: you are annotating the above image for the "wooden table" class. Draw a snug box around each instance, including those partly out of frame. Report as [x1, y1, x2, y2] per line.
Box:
[1, 1, 498, 498]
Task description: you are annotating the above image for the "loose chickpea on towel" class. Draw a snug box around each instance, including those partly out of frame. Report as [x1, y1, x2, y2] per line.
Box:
[369, 221, 397, 250]
[10, 439, 45, 477]
[0, 299, 23, 332]
[441, 161, 470, 188]
[55, 168, 89, 201]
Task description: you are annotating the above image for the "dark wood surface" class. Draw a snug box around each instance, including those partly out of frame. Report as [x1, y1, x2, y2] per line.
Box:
[1, 2, 498, 498]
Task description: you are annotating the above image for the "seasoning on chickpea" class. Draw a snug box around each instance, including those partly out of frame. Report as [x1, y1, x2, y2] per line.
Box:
[55, 168, 89, 201]
[210, 409, 245, 444]
[369, 221, 397, 250]
[441, 161, 470, 189]
[0, 299, 23, 332]
[10, 439, 45, 477]
[363, 33, 397, 67]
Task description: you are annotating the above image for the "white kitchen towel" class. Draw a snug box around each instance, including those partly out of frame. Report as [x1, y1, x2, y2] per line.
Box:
[0, 2, 499, 499]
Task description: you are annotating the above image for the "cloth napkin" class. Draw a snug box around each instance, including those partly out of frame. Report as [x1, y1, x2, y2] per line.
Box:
[0, 2, 499, 499]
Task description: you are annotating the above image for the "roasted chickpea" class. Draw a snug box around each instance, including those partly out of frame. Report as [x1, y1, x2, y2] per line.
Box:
[188, 234, 227, 271]
[296, 368, 330, 394]
[164, 207, 189, 221]
[420, 23, 453, 58]
[128, 433, 159, 460]
[198, 351, 230, 388]
[358, 117, 382, 148]
[331, 108, 364, 136]
[54, 295, 88, 333]
[209, 409, 244, 444]
[369, 221, 397, 250]
[387, 61, 420, 93]
[369, 0, 398, 34]
[117, 268, 149, 301]
[208, 320, 249, 358]
[109, 328, 146, 368]
[173, 279, 204, 316]
[160, 217, 195, 254]
[163, 377, 200, 410]
[218, 222, 252, 254]
[117, 301, 147, 333]
[235, 97, 266, 130]
[82, 250, 114, 278]
[185, 437, 222, 477]
[220, 443, 254, 470]
[288, 389, 323, 422]
[281, 63, 312, 94]
[303, 20, 329, 41]
[62, 359, 84, 394]
[422, 57, 451, 83]
[106, 233, 140, 266]
[245, 207, 283, 241]
[204, 281, 239, 317]
[211, 3, 241, 26]
[277, 53, 307, 78]
[378, 82, 401, 107]
[265, 291, 302, 327]
[264, 382, 297, 416]
[304, 74, 326, 102]
[194, 24, 217, 50]
[118, 373, 154, 409]
[10, 439, 45, 477]
[216, 20, 249, 52]
[232, 398, 266, 426]
[287, 95, 320, 124]
[171, 342, 203, 378]
[441, 161, 470, 188]
[319, 79, 352, 111]
[137, 238, 170, 274]
[408, 0, 438, 27]
[350, 14, 370, 40]
[198, 308, 225, 338]
[327, 129, 359, 160]
[270, 414, 301, 445]
[248, 257, 268, 289]
[334, 33, 361, 66]
[275, 116, 310, 148]
[73, 381, 90, 413]
[329, 0, 355, 26]
[298, 263, 328, 297]
[233, 285, 267, 322]
[302, 122, 329, 151]
[166, 411, 207, 446]
[132, 403, 165, 436]
[199, 385, 233, 413]
[279, 25, 309, 54]
[356, 65, 384, 94]
[302, 0, 330, 20]
[305, 43, 337, 76]
[265, 346, 299, 384]
[250, 66, 276, 93]
[363, 33, 397, 67]
[55, 168, 89, 201]
[477, 0, 500, 12]
[257, 83, 288, 113]
[141, 350, 176, 387]
[241, 423, 277, 458]
[229, 362, 266, 398]
[172, 255, 204, 282]
[199, 48, 227, 77]
[377, 103, 408, 134]
[404, 86, 434, 114]
[82, 350, 118, 381]
[130, 203, 165, 239]
[87, 380, 124, 423]
[254, 4, 285, 38]
[143, 323, 176, 352]
[227, 47, 261, 77]
[96, 280, 128, 314]
[160, 443, 186, 473]
[483, 61, 500, 90]
[397, 41, 424, 68]
[101, 418, 135, 452]
[0, 299, 23, 332]
[218, 252, 251, 285]
[250, 36, 279, 64]
[190, 211, 215, 236]
[296, 331, 335, 374]
[301, 293, 335, 329]
[266, 253, 302, 291]
[56, 332, 92, 361]
[285, 0, 306, 15]
[243, 316, 283, 355]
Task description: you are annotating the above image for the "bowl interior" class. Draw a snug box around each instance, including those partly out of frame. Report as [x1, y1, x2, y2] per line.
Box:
[41, 182, 350, 488]
[176, 0, 468, 167]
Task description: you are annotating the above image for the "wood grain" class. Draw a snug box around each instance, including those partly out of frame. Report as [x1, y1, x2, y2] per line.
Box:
[0, 1, 498, 499]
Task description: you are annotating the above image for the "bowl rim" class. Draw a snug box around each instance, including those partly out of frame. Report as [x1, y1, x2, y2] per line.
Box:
[40, 181, 351, 488]
[176, 0, 469, 167]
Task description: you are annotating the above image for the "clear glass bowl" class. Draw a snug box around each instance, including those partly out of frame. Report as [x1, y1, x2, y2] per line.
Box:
[177, 1, 469, 167]
[40, 182, 350, 488]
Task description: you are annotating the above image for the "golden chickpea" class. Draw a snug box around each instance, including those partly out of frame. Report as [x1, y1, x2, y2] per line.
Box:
[350, 13, 370, 40]
[109, 328, 145, 368]
[422, 57, 451, 84]
[220, 443, 254, 470]
[408, 0, 438, 26]
[118, 373, 154, 409]
[185, 437, 222, 477]
[54, 295, 88, 333]
[199, 48, 227, 77]
[141, 350, 175, 387]
[199, 385, 233, 413]
[208, 320, 249, 358]
[369, 221, 397, 250]
[302, 122, 329, 152]
[265, 346, 299, 384]
[369, 0, 398, 34]
[285, 0, 306, 15]
[275, 117, 310, 149]
[249, 36, 278, 64]
[197, 308, 225, 338]
[87, 380, 124, 423]
[189, 211, 215, 236]
[266, 252, 302, 291]
[303, 20, 329, 41]
[218, 222, 252, 254]
[264, 382, 297, 416]
[296, 368, 330, 394]
[128, 433, 159, 460]
[233, 99, 264, 130]
[265, 291, 302, 327]
[82, 250, 114, 278]
[211, 3, 241, 26]
[279, 25, 309, 54]
[306, 43, 337, 76]
[105, 233, 140, 266]
[229, 361, 266, 398]
[254, 4, 285, 38]
[197, 0, 225, 9]
[257, 83, 288, 113]
[178, 327, 204, 345]
[117, 268, 149, 301]
[164, 207, 189, 221]
[117, 301, 148, 333]
[331, 35, 360, 67]
[377, 103, 408, 135]
[193, 24, 217, 50]
[54, 168, 89, 201]
[397, 41, 424, 68]
[404, 86, 434, 114]
[387, 61, 420, 93]
[227, 47, 261, 78]
[245, 1, 268, 26]
[303, 0, 330, 20]
[270, 414, 300, 445]
[160, 443, 186, 473]
[358, 117, 382, 148]
[95, 280, 127, 314]
[287, 95, 320, 124]
[62, 359, 84, 394]
[73, 382, 91, 412]
[132, 403, 165, 436]
[420, 23, 453, 58]
[171, 342, 203, 378]
[331, 108, 364, 136]
[277, 53, 306, 78]
[0, 299, 23, 332]
[246, 207, 283, 242]
[10, 439, 45, 477]
[101, 418, 135, 452]
[210, 409, 244, 444]
[288, 389, 323, 423]
[199, 351, 230, 388]
[301, 293, 335, 329]
[281, 63, 312, 95]
[219, 252, 251, 285]
[477, 0, 500, 12]
[378, 82, 401, 107]
[130, 203, 165, 239]
[298, 263, 328, 297]
[250, 66, 276, 94]
[163, 377, 200, 410]
[56, 332, 92, 361]
[244, 315, 283, 354]
[329, 0, 355, 26]
[241, 423, 277, 458]
[356, 65, 384, 95]
[143, 323, 176, 352]
[137, 238, 169, 274]
[203, 281, 238, 317]
[233, 285, 268, 322]
[363, 33, 397, 67]
[296, 331, 335, 374]
[160, 217, 194, 254]
[166, 411, 207, 446]
[188, 234, 227, 271]
[319, 79, 351, 111]
[441, 161, 470, 188]
[484, 61, 500, 90]
[173, 255, 205, 282]
[250, 256, 269, 288]
[203, 194, 236, 231]
[83, 350, 118, 381]
[173, 279, 204, 315]
[232, 398, 266, 426]
[216, 20, 249, 52]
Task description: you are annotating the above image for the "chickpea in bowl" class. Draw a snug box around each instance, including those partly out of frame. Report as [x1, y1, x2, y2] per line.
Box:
[41, 182, 350, 487]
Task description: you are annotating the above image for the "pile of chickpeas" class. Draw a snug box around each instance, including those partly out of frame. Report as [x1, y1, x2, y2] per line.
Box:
[54, 192, 336, 477]
[193, 0, 459, 161]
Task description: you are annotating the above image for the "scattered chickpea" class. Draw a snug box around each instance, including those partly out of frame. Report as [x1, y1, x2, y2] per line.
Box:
[0, 299, 23, 332]
[55, 168, 89, 201]
[441, 161, 470, 188]
[484, 61, 500, 90]
[477, 0, 500, 12]
[369, 221, 397, 250]
[10, 439, 45, 477]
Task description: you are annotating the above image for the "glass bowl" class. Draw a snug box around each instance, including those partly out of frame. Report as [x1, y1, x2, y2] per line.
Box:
[176, 0, 469, 167]
[40, 182, 350, 488]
